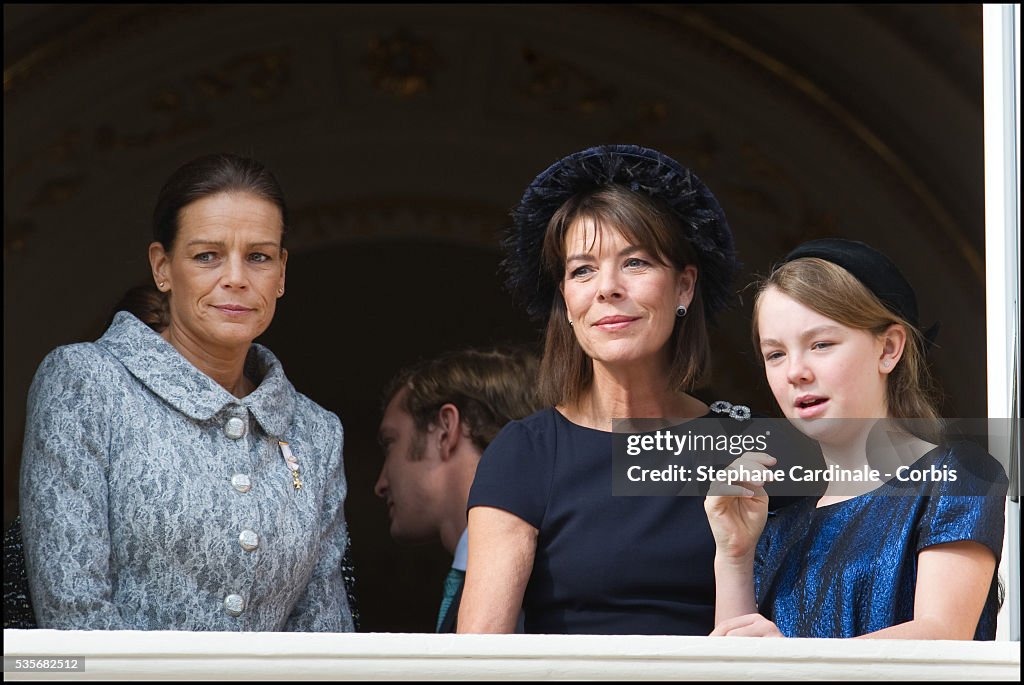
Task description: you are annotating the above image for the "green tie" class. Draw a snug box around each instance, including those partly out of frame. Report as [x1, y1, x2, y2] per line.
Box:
[436, 568, 466, 631]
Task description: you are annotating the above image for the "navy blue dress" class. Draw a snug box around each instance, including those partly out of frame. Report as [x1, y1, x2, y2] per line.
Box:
[755, 441, 1007, 639]
[469, 406, 738, 635]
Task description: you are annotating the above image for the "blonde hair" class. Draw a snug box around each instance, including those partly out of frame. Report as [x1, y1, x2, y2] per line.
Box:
[753, 257, 941, 435]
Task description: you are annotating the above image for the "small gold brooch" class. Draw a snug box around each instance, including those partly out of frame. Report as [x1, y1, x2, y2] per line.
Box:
[279, 441, 303, 490]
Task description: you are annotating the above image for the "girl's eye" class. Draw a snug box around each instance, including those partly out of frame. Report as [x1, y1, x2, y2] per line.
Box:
[811, 342, 834, 351]
[764, 351, 784, 362]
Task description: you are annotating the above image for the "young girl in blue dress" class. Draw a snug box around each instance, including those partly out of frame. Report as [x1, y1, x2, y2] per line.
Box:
[705, 238, 1006, 639]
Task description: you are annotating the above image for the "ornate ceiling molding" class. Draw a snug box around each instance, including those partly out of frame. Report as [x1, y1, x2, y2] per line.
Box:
[614, 5, 984, 280]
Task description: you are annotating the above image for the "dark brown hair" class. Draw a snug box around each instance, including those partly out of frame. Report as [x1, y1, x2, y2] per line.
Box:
[107, 284, 169, 333]
[538, 184, 709, 407]
[382, 347, 542, 458]
[152, 153, 287, 251]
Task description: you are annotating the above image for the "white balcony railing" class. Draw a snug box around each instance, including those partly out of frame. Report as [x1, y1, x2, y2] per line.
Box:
[3, 629, 1020, 681]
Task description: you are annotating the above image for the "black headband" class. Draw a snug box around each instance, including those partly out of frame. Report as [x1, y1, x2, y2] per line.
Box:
[783, 238, 939, 347]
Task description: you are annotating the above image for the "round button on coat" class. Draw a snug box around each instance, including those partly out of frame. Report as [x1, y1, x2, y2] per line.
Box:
[224, 417, 246, 439]
[239, 530, 259, 551]
[224, 593, 245, 616]
[231, 474, 252, 493]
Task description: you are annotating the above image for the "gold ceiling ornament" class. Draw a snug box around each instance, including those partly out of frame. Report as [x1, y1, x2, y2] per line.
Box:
[364, 29, 442, 99]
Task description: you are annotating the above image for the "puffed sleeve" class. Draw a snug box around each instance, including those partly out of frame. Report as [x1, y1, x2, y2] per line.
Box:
[916, 441, 1008, 560]
[284, 413, 355, 632]
[20, 345, 129, 629]
[467, 419, 551, 529]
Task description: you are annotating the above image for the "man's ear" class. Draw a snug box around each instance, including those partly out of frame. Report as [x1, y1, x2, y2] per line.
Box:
[436, 403, 462, 460]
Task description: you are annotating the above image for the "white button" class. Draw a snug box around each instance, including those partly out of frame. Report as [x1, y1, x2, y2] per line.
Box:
[224, 594, 245, 616]
[224, 417, 246, 439]
[239, 530, 259, 551]
[231, 474, 252, 493]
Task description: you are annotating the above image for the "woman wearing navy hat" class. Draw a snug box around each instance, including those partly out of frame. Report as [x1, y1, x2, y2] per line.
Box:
[705, 239, 1007, 639]
[459, 145, 748, 635]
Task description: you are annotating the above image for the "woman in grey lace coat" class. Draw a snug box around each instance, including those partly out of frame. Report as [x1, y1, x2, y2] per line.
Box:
[20, 153, 355, 632]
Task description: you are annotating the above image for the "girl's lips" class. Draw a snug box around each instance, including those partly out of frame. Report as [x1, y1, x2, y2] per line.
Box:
[794, 398, 829, 419]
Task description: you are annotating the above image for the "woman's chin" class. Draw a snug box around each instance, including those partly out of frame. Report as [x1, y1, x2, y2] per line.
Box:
[588, 345, 663, 369]
[202, 322, 267, 349]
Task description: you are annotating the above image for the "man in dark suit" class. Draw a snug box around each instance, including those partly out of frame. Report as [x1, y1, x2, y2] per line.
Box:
[375, 347, 540, 632]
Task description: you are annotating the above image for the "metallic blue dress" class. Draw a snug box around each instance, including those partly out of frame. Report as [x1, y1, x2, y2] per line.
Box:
[754, 441, 1007, 638]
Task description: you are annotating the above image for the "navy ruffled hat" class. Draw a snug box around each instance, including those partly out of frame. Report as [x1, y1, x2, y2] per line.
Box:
[783, 238, 939, 347]
[501, 144, 739, 322]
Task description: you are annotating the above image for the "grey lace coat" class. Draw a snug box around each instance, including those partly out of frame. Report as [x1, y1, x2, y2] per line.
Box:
[20, 312, 355, 631]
